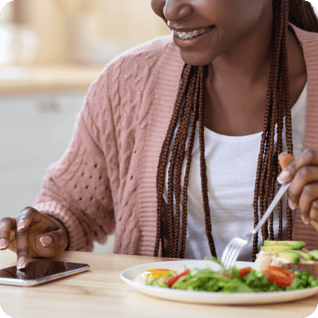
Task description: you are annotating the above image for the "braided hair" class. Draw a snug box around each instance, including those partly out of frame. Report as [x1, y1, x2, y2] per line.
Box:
[155, 0, 318, 260]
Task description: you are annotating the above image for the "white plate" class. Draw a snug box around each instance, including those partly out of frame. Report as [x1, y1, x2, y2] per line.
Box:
[120, 260, 318, 305]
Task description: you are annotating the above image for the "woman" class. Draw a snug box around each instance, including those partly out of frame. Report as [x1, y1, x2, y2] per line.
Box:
[1, 0, 318, 269]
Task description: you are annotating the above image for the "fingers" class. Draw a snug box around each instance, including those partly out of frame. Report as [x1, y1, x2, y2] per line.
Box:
[17, 208, 68, 261]
[277, 150, 318, 225]
[278, 153, 295, 170]
[37, 226, 68, 258]
[17, 206, 42, 232]
[15, 206, 38, 269]
[308, 200, 318, 223]
[0, 217, 16, 250]
[1, 207, 68, 269]
[37, 216, 69, 256]
[296, 182, 318, 222]
[278, 149, 318, 184]
[39, 236, 53, 247]
[287, 166, 318, 209]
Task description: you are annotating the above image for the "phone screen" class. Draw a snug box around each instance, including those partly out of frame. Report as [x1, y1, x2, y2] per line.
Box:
[0, 259, 90, 287]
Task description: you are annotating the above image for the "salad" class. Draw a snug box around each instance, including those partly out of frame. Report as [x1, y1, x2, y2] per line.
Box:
[140, 257, 318, 293]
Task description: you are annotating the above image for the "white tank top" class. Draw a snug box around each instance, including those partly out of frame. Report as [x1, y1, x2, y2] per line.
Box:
[163, 83, 307, 261]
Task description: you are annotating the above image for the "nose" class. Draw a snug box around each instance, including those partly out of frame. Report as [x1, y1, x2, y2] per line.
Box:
[163, 0, 192, 24]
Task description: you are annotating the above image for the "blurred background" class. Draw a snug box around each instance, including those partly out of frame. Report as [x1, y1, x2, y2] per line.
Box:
[0, 0, 170, 254]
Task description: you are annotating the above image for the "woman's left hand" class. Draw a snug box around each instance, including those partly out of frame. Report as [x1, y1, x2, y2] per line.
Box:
[278, 149, 318, 227]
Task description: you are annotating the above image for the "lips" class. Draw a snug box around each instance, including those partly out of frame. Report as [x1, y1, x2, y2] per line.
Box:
[172, 26, 215, 49]
[173, 26, 214, 41]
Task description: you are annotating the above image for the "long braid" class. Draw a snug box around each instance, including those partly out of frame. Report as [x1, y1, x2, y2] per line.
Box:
[276, 68, 285, 241]
[167, 68, 196, 257]
[262, 36, 282, 239]
[154, 65, 192, 256]
[197, 66, 217, 257]
[155, 0, 318, 258]
[253, 0, 285, 256]
[275, 2, 287, 239]
[283, 3, 294, 241]
[179, 66, 202, 258]
[170, 68, 197, 257]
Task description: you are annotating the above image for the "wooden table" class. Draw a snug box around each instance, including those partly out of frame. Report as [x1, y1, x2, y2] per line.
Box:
[0, 250, 317, 318]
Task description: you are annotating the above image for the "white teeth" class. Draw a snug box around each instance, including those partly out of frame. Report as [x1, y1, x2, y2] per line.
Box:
[173, 26, 213, 40]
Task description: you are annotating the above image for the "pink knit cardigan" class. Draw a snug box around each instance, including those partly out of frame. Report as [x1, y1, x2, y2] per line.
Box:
[34, 23, 318, 256]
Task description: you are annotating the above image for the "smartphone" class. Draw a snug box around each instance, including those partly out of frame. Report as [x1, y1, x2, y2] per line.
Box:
[0, 259, 90, 287]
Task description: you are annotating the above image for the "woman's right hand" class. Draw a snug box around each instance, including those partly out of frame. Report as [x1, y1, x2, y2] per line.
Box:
[0, 207, 68, 269]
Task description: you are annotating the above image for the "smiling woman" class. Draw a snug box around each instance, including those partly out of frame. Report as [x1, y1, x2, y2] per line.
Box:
[150, 0, 318, 261]
[0, 0, 318, 270]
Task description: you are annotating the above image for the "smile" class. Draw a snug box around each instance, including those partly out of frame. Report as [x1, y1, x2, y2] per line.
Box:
[173, 26, 214, 41]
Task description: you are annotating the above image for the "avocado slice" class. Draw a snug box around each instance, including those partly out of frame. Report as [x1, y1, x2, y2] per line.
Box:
[308, 250, 318, 260]
[276, 252, 301, 263]
[263, 239, 306, 249]
[260, 245, 293, 253]
[293, 250, 314, 261]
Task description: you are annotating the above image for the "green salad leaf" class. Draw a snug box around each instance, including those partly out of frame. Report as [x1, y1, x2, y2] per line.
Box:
[145, 264, 318, 293]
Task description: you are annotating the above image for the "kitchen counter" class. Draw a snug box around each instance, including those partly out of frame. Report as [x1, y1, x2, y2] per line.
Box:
[0, 64, 104, 97]
[0, 250, 317, 318]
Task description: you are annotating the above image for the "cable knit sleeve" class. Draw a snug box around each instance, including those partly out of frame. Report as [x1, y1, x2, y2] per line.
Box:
[33, 69, 116, 252]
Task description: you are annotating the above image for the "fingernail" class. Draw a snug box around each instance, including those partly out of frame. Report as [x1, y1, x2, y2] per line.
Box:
[17, 220, 26, 231]
[0, 238, 7, 249]
[40, 236, 53, 246]
[301, 215, 309, 225]
[288, 198, 296, 210]
[17, 257, 27, 270]
[277, 170, 291, 184]
[16, 270, 27, 279]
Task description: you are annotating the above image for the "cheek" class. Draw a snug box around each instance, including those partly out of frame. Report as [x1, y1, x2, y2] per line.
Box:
[234, 0, 267, 28]
[203, 0, 263, 30]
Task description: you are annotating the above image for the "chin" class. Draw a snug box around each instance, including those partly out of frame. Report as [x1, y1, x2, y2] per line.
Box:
[178, 50, 215, 67]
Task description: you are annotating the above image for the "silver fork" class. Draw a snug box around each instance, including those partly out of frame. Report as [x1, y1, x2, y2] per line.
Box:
[220, 181, 291, 270]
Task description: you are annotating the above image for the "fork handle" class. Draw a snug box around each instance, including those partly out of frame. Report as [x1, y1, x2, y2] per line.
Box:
[252, 182, 291, 235]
